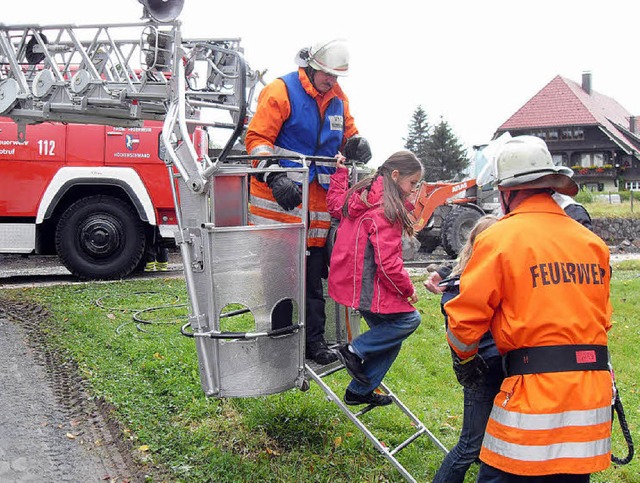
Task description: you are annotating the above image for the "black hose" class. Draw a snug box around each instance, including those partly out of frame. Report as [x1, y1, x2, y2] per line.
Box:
[611, 391, 634, 465]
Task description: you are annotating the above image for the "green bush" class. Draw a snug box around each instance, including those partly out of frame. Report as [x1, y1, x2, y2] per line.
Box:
[574, 188, 594, 204]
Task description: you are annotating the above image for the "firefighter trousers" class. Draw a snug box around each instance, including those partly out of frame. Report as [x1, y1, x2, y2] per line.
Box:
[476, 463, 589, 482]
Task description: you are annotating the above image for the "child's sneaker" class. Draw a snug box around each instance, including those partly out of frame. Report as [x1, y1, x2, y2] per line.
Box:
[344, 388, 392, 407]
[336, 344, 370, 385]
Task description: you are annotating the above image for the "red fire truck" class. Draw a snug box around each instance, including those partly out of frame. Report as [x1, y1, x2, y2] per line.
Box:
[0, 118, 205, 279]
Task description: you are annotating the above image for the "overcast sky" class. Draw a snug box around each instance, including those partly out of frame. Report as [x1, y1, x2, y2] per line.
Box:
[5, 0, 640, 165]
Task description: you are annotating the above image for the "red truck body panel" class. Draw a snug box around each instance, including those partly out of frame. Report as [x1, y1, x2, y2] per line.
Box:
[0, 118, 174, 222]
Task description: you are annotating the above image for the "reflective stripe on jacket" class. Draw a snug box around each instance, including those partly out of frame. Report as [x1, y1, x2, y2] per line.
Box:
[249, 178, 332, 248]
[444, 193, 613, 476]
[327, 168, 415, 313]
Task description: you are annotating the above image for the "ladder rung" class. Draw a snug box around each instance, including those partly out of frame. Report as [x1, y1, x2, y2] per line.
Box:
[305, 359, 342, 378]
[354, 404, 377, 418]
[390, 427, 427, 456]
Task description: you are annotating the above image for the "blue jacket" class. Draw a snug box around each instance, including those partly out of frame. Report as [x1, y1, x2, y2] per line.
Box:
[277, 71, 344, 189]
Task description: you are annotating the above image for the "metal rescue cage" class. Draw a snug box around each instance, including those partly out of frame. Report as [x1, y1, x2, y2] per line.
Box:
[177, 162, 310, 397]
[173, 154, 362, 397]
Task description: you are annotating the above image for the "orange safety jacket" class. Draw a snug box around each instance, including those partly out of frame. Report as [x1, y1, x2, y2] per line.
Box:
[445, 193, 613, 476]
[245, 68, 358, 248]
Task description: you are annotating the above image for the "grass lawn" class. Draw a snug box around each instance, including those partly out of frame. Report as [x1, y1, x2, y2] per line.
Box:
[583, 198, 640, 219]
[1, 262, 639, 482]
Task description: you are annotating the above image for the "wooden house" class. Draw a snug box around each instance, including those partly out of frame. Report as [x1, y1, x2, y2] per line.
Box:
[495, 73, 640, 192]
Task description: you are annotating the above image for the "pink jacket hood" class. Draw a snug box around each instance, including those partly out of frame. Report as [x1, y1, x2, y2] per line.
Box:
[344, 175, 384, 218]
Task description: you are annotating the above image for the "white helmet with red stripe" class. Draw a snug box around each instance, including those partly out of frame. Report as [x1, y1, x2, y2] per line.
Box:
[295, 39, 349, 77]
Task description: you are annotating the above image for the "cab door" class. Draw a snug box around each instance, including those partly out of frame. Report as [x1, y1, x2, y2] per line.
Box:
[0, 118, 67, 217]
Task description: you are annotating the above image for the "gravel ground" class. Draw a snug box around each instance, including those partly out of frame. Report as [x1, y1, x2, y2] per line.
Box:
[0, 302, 140, 482]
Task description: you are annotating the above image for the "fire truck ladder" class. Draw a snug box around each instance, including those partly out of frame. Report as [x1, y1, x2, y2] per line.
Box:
[0, 19, 261, 163]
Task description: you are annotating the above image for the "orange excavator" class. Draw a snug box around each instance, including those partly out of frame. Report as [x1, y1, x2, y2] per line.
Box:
[408, 177, 497, 257]
[406, 137, 510, 257]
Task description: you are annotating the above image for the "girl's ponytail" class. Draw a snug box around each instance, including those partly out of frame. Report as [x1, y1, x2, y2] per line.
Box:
[341, 171, 377, 219]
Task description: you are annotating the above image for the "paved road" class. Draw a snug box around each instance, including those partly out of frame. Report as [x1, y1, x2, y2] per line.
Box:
[0, 252, 183, 280]
[0, 253, 184, 289]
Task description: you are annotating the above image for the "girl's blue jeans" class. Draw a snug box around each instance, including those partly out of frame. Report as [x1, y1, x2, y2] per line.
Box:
[432, 355, 503, 483]
[348, 309, 421, 395]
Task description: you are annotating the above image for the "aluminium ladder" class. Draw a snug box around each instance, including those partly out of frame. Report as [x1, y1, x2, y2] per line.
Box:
[305, 299, 448, 482]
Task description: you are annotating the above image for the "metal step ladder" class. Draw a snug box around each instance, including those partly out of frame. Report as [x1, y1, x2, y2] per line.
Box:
[305, 284, 449, 482]
[305, 355, 448, 483]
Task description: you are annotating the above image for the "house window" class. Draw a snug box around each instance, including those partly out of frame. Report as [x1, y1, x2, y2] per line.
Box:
[557, 128, 584, 141]
[530, 129, 560, 141]
[626, 181, 640, 191]
[582, 182, 604, 192]
[534, 130, 547, 140]
[552, 154, 568, 166]
[529, 128, 582, 142]
[593, 153, 604, 167]
[578, 152, 606, 167]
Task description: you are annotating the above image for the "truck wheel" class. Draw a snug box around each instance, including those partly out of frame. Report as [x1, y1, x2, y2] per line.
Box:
[415, 231, 441, 253]
[441, 206, 483, 258]
[55, 195, 146, 279]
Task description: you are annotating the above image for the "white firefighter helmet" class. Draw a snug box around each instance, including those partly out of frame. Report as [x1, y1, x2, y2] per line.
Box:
[294, 39, 349, 77]
[493, 135, 578, 196]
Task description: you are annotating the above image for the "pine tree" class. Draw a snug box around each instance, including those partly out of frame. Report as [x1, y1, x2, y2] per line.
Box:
[424, 116, 469, 181]
[404, 107, 469, 181]
[404, 106, 430, 174]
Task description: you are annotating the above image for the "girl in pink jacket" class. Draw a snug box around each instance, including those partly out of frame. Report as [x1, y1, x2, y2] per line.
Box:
[328, 150, 423, 406]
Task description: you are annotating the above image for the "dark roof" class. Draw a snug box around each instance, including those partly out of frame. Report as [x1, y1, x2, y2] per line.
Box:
[497, 75, 640, 154]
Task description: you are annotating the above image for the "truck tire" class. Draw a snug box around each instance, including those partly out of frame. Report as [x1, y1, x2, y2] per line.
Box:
[55, 195, 146, 279]
[440, 206, 483, 258]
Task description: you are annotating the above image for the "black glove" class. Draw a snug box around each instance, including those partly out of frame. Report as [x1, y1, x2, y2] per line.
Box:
[451, 350, 488, 391]
[344, 135, 372, 164]
[267, 173, 302, 211]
